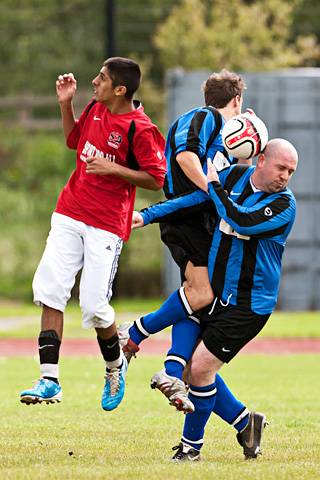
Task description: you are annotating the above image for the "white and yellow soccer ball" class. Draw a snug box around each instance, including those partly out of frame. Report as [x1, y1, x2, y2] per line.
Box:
[222, 112, 268, 159]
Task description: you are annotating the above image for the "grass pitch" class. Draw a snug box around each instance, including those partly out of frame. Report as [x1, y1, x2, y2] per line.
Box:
[1, 354, 319, 480]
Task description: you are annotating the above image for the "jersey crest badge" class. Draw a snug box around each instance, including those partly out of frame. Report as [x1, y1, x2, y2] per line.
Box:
[264, 207, 273, 216]
[107, 131, 122, 149]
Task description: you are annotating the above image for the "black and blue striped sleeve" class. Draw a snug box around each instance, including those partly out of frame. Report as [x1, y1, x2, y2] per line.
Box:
[208, 182, 296, 237]
[140, 190, 209, 225]
[174, 109, 217, 162]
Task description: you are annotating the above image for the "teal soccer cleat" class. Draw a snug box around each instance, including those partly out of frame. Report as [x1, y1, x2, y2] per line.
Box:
[101, 357, 128, 411]
[20, 378, 62, 405]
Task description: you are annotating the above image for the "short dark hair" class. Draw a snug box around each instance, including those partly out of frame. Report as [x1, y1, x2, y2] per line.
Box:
[202, 69, 245, 108]
[103, 57, 141, 100]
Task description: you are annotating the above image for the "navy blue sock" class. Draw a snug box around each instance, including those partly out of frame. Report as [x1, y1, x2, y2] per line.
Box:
[129, 288, 193, 345]
[214, 374, 249, 432]
[164, 316, 200, 380]
[182, 382, 217, 450]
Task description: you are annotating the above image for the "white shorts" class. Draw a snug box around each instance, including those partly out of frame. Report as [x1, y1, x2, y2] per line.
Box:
[33, 212, 123, 329]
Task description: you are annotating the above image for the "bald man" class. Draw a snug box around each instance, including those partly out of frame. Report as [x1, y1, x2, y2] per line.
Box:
[135, 138, 298, 461]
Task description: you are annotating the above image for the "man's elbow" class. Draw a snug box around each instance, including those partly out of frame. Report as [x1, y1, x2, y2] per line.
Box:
[148, 179, 163, 191]
[66, 142, 77, 150]
[66, 136, 78, 150]
[148, 175, 164, 191]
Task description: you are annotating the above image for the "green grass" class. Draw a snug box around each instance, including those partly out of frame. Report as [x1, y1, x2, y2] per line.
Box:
[1, 355, 319, 479]
[0, 299, 319, 339]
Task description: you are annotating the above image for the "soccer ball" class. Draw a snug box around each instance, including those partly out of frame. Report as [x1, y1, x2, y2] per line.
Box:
[222, 112, 268, 159]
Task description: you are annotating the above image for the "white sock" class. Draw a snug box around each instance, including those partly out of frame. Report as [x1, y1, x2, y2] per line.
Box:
[106, 351, 124, 370]
[40, 363, 59, 379]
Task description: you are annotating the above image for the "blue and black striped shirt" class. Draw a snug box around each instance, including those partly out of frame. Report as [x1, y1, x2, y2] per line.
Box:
[141, 165, 296, 314]
[164, 105, 230, 197]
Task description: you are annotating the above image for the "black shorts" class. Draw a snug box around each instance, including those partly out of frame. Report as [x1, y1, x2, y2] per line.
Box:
[159, 217, 213, 276]
[200, 300, 270, 363]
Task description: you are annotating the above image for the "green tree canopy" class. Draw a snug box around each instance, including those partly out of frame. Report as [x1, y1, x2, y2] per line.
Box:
[154, 0, 320, 71]
[0, 0, 105, 95]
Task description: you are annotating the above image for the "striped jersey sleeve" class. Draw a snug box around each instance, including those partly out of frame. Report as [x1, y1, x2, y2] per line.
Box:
[140, 190, 209, 225]
[174, 108, 218, 162]
[208, 181, 296, 238]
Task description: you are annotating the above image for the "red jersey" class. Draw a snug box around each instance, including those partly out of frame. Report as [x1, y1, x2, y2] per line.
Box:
[55, 100, 166, 241]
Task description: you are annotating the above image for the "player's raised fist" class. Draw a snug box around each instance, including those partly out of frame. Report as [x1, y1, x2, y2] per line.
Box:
[56, 73, 77, 103]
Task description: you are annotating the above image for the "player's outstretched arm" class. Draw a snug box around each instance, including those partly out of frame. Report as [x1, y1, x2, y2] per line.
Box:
[140, 189, 208, 226]
[56, 73, 77, 141]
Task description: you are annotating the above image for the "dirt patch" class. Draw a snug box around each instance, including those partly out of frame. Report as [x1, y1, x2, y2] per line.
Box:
[1, 337, 320, 357]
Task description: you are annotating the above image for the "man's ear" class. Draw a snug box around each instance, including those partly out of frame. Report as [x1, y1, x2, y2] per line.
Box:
[233, 95, 241, 108]
[256, 153, 265, 168]
[115, 85, 127, 97]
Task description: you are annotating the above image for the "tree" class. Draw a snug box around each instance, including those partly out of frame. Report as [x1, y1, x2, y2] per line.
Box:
[154, 0, 320, 71]
[0, 0, 105, 95]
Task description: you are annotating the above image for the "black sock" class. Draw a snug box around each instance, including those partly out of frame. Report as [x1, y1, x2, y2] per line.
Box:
[43, 376, 60, 385]
[97, 333, 121, 362]
[39, 330, 61, 382]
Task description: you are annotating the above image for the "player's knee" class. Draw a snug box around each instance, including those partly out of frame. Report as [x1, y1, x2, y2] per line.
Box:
[80, 298, 114, 329]
[33, 280, 68, 312]
[187, 286, 214, 311]
[200, 288, 214, 307]
[189, 361, 209, 384]
[80, 307, 108, 329]
[79, 303, 95, 325]
[79, 296, 95, 320]
[33, 263, 70, 311]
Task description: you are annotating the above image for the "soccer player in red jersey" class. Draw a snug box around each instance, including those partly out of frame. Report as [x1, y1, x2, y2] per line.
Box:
[20, 57, 166, 411]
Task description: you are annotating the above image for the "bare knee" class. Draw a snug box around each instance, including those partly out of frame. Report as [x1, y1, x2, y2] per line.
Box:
[185, 284, 214, 311]
[197, 287, 214, 309]
[189, 361, 209, 384]
[184, 263, 214, 311]
[188, 342, 223, 386]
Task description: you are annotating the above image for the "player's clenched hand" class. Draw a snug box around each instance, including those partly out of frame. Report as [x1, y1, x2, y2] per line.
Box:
[132, 211, 144, 229]
[207, 158, 219, 183]
[56, 73, 77, 103]
[86, 156, 116, 175]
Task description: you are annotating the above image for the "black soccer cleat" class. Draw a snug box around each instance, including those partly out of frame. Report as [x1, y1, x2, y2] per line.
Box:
[236, 411, 268, 459]
[171, 442, 201, 462]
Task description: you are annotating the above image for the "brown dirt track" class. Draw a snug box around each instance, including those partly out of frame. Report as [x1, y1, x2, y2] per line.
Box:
[1, 336, 320, 357]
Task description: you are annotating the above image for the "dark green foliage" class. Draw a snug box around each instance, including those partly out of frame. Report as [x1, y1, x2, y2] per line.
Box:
[0, 0, 105, 95]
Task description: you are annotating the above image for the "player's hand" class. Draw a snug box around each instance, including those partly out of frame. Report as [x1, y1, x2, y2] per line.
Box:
[245, 108, 256, 116]
[86, 156, 116, 175]
[56, 73, 77, 103]
[207, 158, 219, 183]
[132, 211, 144, 229]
